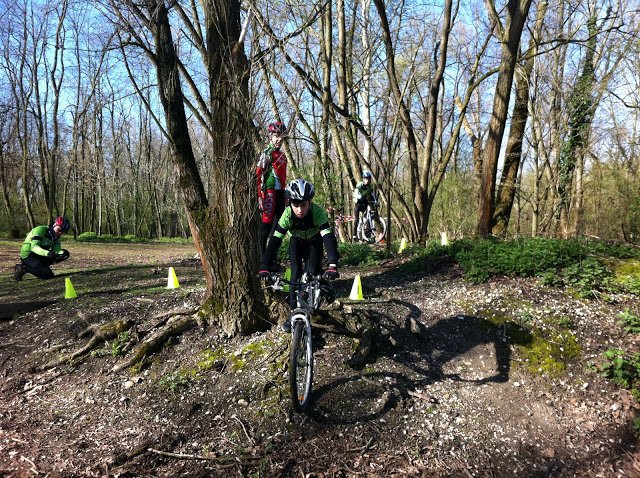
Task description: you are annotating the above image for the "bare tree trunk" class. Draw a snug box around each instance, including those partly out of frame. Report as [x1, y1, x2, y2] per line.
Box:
[571, 153, 585, 236]
[493, 1, 546, 237]
[418, 0, 452, 240]
[320, 0, 335, 191]
[359, 0, 372, 164]
[373, 0, 420, 240]
[10, 6, 36, 229]
[46, 0, 69, 218]
[0, 116, 16, 230]
[477, 0, 532, 237]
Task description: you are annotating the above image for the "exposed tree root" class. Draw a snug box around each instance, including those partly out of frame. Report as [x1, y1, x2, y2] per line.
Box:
[147, 447, 263, 468]
[315, 304, 377, 369]
[139, 307, 197, 334]
[38, 319, 134, 371]
[261, 285, 290, 327]
[111, 314, 199, 373]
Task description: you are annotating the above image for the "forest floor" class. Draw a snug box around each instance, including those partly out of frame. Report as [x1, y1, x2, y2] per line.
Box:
[0, 239, 639, 478]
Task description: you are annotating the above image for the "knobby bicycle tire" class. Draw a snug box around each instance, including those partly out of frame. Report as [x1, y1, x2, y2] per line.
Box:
[289, 320, 314, 412]
[358, 215, 387, 244]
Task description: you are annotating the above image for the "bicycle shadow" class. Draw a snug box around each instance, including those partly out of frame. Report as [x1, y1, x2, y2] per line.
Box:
[309, 303, 533, 425]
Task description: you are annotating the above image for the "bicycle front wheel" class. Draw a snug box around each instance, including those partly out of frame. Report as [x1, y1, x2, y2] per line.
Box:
[289, 318, 314, 412]
[359, 215, 387, 244]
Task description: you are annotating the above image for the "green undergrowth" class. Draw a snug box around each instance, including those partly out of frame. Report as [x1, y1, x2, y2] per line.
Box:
[338, 242, 393, 266]
[617, 309, 640, 334]
[397, 237, 640, 297]
[596, 350, 640, 402]
[76, 232, 193, 244]
[111, 331, 130, 357]
[597, 309, 640, 402]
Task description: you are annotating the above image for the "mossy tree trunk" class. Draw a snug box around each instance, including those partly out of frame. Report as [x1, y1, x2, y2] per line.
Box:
[201, 0, 267, 334]
[556, 14, 597, 239]
[129, 0, 267, 335]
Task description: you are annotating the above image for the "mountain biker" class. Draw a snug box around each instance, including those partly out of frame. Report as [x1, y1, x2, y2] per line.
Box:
[257, 121, 288, 264]
[352, 170, 378, 242]
[14, 216, 71, 281]
[258, 178, 340, 332]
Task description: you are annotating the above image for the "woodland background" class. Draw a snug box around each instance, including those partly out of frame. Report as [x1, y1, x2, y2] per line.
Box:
[0, 0, 637, 244]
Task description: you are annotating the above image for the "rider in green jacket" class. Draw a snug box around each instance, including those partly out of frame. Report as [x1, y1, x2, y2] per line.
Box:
[258, 179, 339, 332]
[14, 216, 71, 281]
[353, 170, 377, 242]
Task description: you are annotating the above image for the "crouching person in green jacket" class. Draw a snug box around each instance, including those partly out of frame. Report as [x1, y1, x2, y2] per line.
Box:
[14, 216, 71, 281]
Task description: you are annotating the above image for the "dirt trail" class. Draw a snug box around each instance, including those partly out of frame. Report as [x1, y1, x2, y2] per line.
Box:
[0, 241, 638, 477]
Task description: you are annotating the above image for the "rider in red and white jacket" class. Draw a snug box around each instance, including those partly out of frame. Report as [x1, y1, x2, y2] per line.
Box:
[257, 121, 288, 262]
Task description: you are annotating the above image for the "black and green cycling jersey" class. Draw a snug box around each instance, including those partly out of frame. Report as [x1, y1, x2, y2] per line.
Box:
[275, 204, 332, 241]
[353, 181, 376, 202]
[20, 225, 62, 259]
[260, 203, 339, 269]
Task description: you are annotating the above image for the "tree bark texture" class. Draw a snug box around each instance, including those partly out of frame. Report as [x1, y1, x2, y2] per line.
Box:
[557, 14, 597, 238]
[149, 0, 267, 335]
[492, 0, 547, 237]
[477, 0, 532, 237]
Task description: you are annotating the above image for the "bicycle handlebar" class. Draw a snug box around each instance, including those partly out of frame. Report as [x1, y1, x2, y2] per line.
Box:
[267, 273, 326, 289]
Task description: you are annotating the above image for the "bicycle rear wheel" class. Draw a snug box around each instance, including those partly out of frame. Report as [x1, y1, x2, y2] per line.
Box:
[289, 317, 313, 412]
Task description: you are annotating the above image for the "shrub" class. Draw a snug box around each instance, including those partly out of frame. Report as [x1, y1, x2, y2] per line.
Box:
[617, 310, 640, 334]
[339, 242, 392, 266]
[76, 232, 190, 244]
[448, 238, 637, 296]
[77, 232, 99, 242]
[597, 349, 640, 402]
[560, 257, 617, 298]
[400, 241, 454, 274]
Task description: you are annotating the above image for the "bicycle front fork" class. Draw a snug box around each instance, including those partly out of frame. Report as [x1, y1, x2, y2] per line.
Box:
[290, 309, 312, 335]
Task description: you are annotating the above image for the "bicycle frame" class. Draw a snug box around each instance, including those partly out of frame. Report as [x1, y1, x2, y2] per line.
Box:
[357, 202, 386, 244]
[268, 273, 329, 412]
[270, 272, 324, 312]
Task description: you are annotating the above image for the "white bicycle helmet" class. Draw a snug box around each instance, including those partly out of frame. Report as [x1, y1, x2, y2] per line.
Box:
[285, 178, 315, 201]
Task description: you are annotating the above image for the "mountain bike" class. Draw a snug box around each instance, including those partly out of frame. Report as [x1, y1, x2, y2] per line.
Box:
[267, 272, 335, 412]
[357, 202, 387, 244]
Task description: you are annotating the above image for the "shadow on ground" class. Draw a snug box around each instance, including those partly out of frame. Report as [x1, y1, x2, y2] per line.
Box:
[310, 298, 533, 424]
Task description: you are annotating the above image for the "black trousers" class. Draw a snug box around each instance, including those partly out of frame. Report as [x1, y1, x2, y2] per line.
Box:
[288, 235, 324, 309]
[353, 199, 370, 237]
[21, 253, 56, 280]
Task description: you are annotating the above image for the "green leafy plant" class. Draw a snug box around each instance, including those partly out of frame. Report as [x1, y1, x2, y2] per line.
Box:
[597, 349, 640, 401]
[159, 370, 196, 392]
[338, 242, 393, 266]
[561, 257, 616, 298]
[634, 417, 640, 436]
[623, 276, 640, 295]
[617, 310, 640, 334]
[111, 331, 130, 357]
